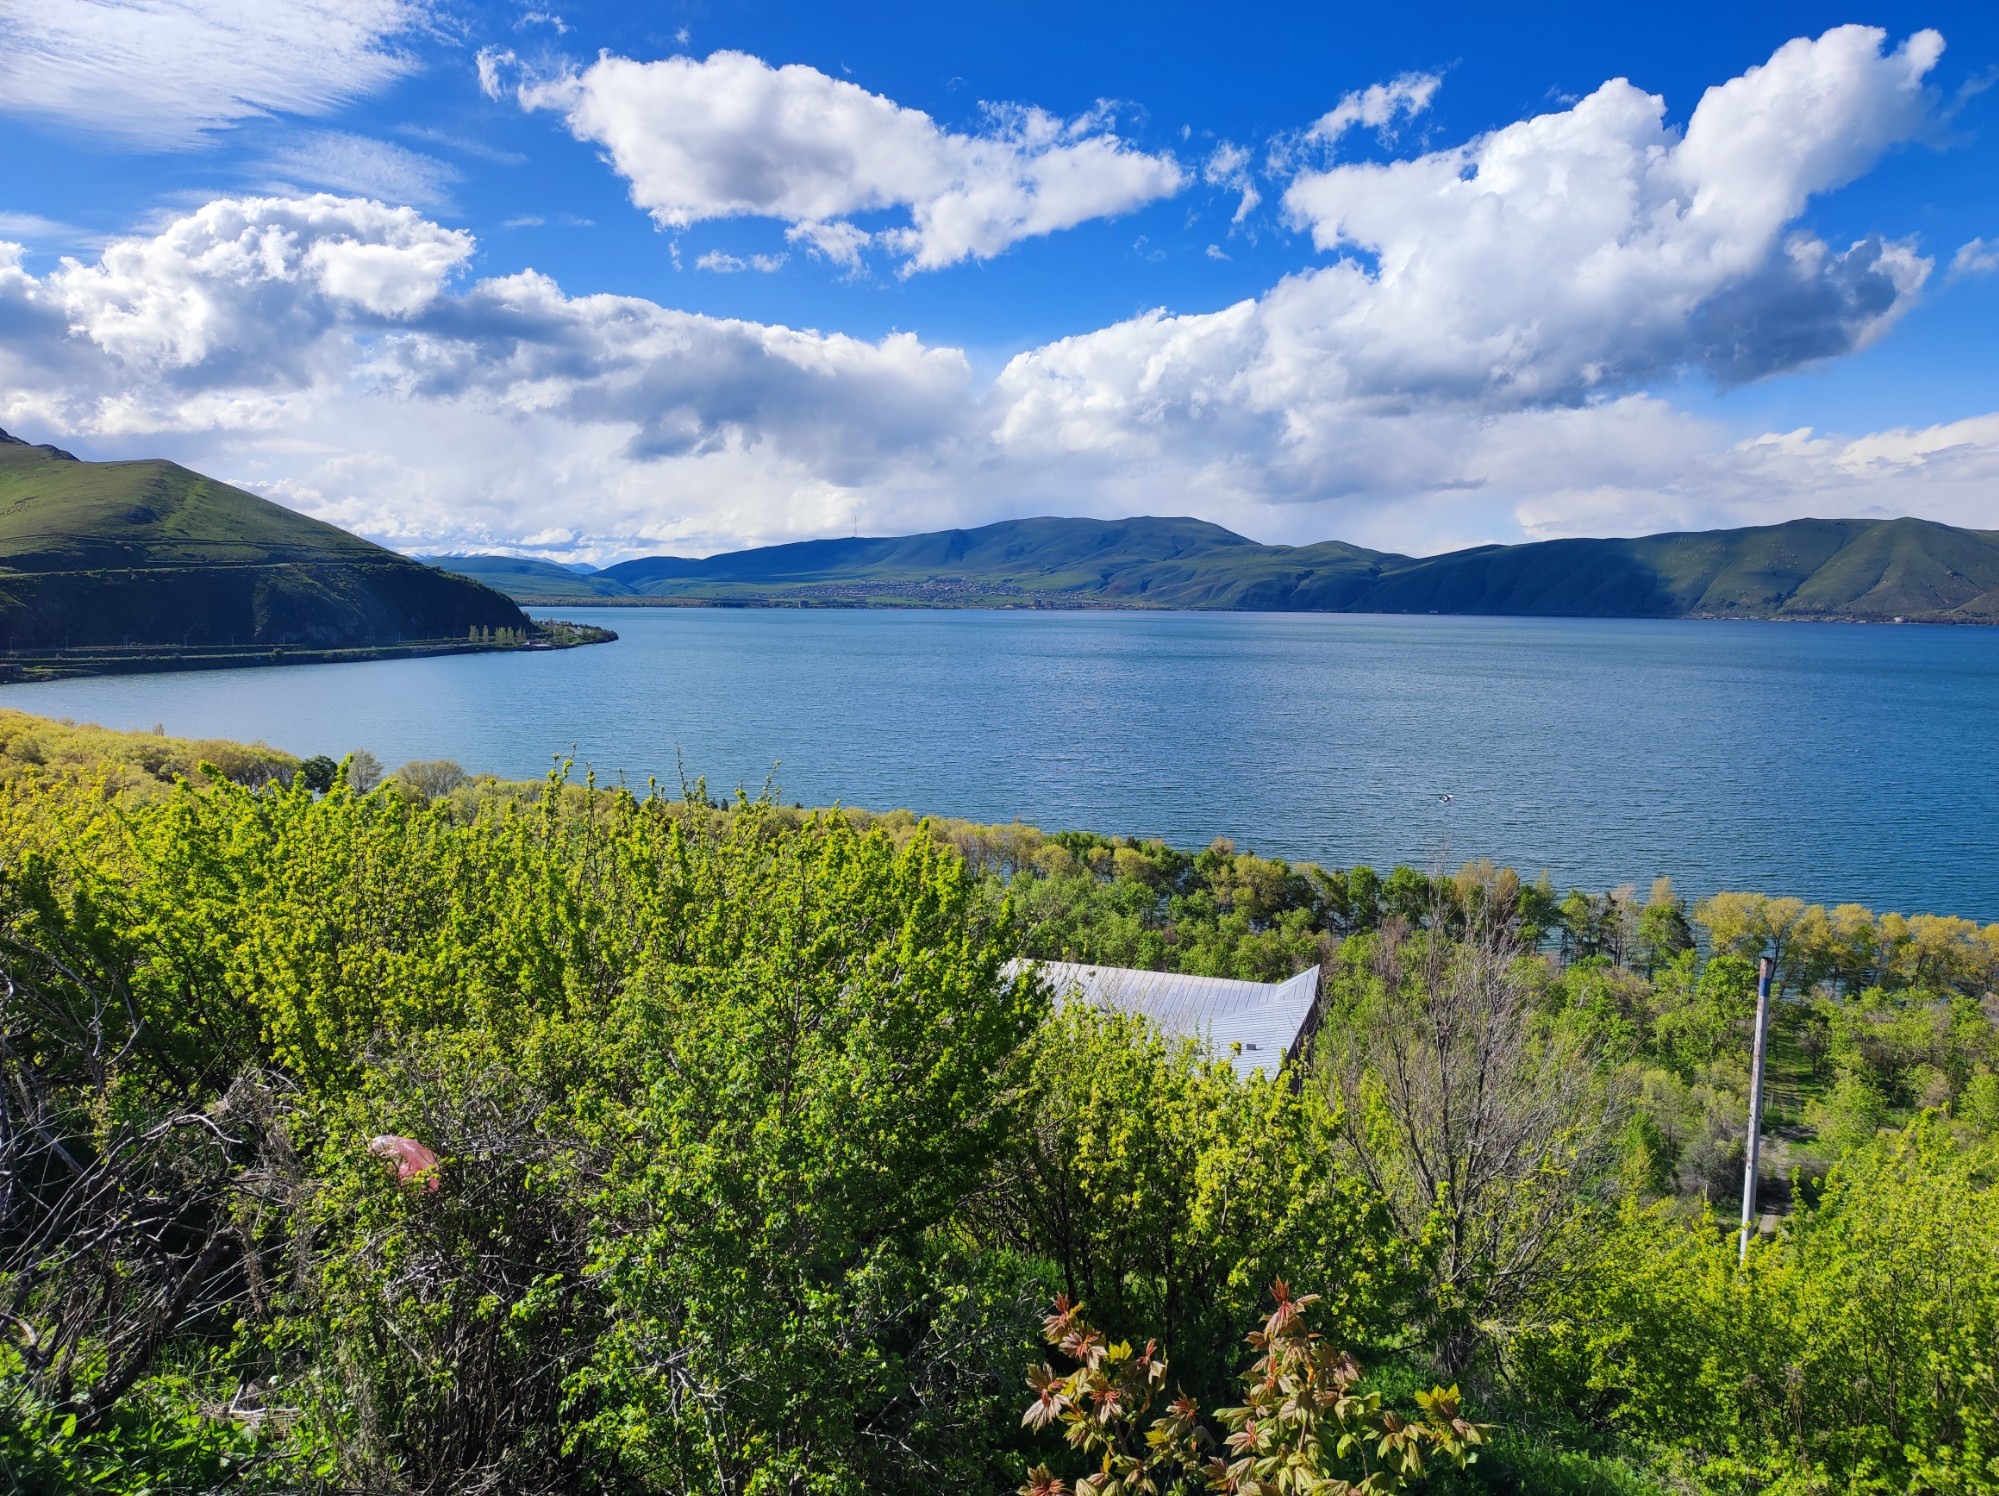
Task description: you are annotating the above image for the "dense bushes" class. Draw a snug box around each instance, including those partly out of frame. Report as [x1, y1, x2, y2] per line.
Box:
[0, 745, 1995, 1493]
[976, 1005, 1415, 1405]
[0, 771, 1051, 1492]
[0, 708, 297, 796]
[1520, 1122, 1999, 1491]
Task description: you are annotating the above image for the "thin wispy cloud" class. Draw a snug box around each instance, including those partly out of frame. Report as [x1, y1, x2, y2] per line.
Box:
[262, 132, 461, 211]
[0, 211, 102, 247]
[1950, 237, 1999, 279]
[1202, 141, 1261, 224]
[1306, 72, 1442, 147]
[0, 0, 430, 148]
[504, 212, 594, 228]
[398, 124, 529, 167]
[696, 251, 788, 273]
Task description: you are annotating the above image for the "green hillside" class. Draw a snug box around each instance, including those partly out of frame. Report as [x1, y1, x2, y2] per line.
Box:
[0, 430, 530, 653]
[440, 513, 1999, 621]
[1358, 518, 1999, 619]
[421, 553, 637, 600]
[591, 515, 1264, 605]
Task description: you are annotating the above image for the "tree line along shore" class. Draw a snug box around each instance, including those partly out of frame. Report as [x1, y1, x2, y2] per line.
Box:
[1, 711, 1994, 1494]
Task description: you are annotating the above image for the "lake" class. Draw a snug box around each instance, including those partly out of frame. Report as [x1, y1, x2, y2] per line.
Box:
[3, 608, 1995, 920]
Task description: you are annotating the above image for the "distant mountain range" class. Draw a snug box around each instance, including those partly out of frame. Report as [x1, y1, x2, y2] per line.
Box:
[434, 513, 1999, 622]
[0, 429, 528, 662]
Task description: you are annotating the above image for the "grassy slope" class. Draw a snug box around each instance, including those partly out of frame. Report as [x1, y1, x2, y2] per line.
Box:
[601, 515, 1261, 594]
[1782, 517, 1999, 618]
[1371, 518, 1999, 619]
[441, 513, 1999, 620]
[0, 434, 529, 649]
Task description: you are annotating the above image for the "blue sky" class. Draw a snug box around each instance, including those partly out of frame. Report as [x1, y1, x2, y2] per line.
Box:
[1, 1, 1996, 559]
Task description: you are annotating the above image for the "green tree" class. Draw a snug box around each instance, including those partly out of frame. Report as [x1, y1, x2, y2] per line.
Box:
[1648, 951, 1755, 1079]
[1517, 1120, 1999, 1493]
[297, 753, 339, 793]
[1631, 878, 1693, 975]
[1806, 1069, 1889, 1154]
[1960, 1071, 1999, 1137]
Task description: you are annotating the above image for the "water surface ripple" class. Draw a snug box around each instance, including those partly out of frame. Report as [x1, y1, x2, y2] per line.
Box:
[4, 609, 1994, 919]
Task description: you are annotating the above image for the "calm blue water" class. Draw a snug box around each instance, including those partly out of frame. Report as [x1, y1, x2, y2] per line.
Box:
[3, 609, 1995, 920]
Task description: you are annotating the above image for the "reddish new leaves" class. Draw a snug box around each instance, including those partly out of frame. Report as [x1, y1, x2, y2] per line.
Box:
[1021, 1282, 1485, 1496]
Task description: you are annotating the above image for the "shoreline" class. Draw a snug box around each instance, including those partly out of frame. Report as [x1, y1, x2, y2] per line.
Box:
[0, 620, 618, 682]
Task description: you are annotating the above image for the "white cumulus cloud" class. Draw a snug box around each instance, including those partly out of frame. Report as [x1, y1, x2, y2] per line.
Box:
[0, 0, 430, 148]
[29, 196, 471, 396]
[785, 218, 874, 272]
[1508, 404, 1999, 542]
[991, 22, 1948, 513]
[0, 195, 980, 555]
[505, 50, 1186, 273]
[0, 27, 1987, 562]
[1274, 25, 1941, 402]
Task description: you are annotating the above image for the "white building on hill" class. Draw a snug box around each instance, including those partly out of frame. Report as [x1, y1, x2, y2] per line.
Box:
[1015, 960, 1322, 1079]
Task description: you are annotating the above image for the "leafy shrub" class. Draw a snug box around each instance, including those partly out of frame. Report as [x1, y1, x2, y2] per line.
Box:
[977, 1002, 1413, 1404]
[1805, 1069, 1890, 1155]
[1022, 1283, 1485, 1495]
[1515, 1120, 1999, 1493]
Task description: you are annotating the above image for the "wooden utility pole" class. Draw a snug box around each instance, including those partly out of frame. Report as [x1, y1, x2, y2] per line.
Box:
[1739, 953, 1775, 1263]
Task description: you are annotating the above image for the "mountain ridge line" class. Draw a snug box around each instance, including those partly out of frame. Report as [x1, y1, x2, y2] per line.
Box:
[431, 511, 1999, 623]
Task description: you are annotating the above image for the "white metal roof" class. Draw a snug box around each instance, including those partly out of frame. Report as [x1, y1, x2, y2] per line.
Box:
[1011, 959, 1320, 1079]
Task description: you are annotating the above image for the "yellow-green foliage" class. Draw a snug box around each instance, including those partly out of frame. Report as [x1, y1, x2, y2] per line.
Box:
[987, 1004, 1411, 1403]
[2, 717, 1995, 1496]
[0, 763, 1053, 1495]
[1695, 889, 1999, 997]
[0, 708, 297, 797]
[1519, 1121, 1999, 1493]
